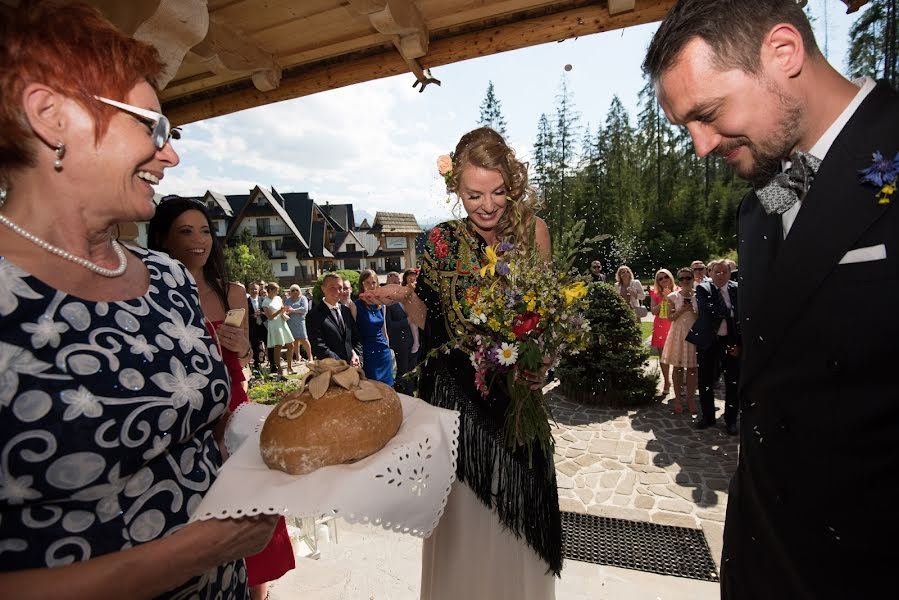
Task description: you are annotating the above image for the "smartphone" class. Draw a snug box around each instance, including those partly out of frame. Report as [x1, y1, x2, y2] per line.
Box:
[223, 308, 246, 327]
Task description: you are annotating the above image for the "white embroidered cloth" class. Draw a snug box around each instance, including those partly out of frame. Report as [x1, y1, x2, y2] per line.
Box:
[191, 394, 459, 538]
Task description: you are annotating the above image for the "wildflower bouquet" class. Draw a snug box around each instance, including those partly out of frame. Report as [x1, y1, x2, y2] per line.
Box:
[436, 225, 593, 458]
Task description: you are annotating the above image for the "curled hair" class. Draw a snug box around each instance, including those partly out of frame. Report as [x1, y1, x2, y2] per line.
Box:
[0, 1, 163, 181]
[643, 0, 819, 80]
[446, 127, 541, 254]
[615, 265, 635, 285]
[147, 197, 229, 313]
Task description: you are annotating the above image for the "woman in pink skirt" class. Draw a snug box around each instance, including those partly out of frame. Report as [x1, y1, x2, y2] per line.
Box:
[650, 268, 676, 396]
[660, 267, 698, 414]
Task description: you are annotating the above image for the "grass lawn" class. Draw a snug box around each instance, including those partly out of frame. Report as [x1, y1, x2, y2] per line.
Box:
[640, 321, 653, 340]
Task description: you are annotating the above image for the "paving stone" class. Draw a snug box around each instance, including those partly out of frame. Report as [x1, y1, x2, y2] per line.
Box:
[635, 486, 652, 495]
[587, 439, 634, 455]
[564, 448, 583, 458]
[557, 461, 580, 477]
[658, 499, 694, 514]
[639, 472, 670, 485]
[592, 489, 613, 504]
[628, 464, 666, 473]
[599, 471, 622, 489]
[560, 432, 578, 443]
[619, 456, 633, 464]
[651, 512, 698, 528]
[696, 510, 726, 522]
[574, 454, 601, 468]
[612, 494, 630, 506]
[647, 484, 678, 498]
[558, 488, 576, 498]
[587, 504, 651, 523]
[584, 473, 601, 488]
[559, 497, 583, 513]
[600, 459, 624, 470]
[557, 473, 575, 489]
[667, 484, 700, 503]
[707, 478, 730, 491]
[575, 488, 594, 505]
[573, 431, 594, 441]
[570, 440, 588, 451]
[634, 495, 655, 509]
[600, 431, 622, 440]
[615, 472, 636, 496]
[634, 449, 649, 465]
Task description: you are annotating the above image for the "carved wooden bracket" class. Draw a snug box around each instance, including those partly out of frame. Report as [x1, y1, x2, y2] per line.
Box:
[192, 17, 282, 92]
[607, 0, 636, 16]
[348, 0, 436, 91]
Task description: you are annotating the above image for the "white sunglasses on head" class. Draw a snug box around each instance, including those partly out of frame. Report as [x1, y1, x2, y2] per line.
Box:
[93, 95, 180, 149]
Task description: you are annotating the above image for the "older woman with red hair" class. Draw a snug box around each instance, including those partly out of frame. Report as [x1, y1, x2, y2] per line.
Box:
[0, 4, 275, 598]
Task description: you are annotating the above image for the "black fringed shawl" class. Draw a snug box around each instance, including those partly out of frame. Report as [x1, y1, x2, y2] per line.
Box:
[416, 219, 563, 576]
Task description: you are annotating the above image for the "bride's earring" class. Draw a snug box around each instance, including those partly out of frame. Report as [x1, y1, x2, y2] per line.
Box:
[54, 142, 66, 171]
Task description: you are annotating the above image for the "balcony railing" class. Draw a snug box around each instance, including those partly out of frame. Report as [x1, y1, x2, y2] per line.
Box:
[255, 225, 291, 236]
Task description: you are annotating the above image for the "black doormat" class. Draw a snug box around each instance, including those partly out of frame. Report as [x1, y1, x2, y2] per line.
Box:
[560, 511, 719, 582]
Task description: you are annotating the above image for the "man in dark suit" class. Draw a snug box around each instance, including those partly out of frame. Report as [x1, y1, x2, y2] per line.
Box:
[645, 1, 898, 597]
[687, 259, 740, 434]
[387, 269, 420, 394]
[307, 273, 361, 365]
[246, 282, 266, 367]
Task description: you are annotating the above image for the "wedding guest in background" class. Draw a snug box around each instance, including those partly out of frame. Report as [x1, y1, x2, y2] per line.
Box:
[386, 270, 401, 285]
[307, 273, 361, 365]
[691, 260, 710, 284]
[615, 265, 646, 318]
[261, 282, 294, 376]
[247, 282, 267, 366]
[361, 127, 561, 598]
[387, 269, 420, 394]
[646, 1, 898, 595]
[0, 4, 276, 597]
[148, 197, 296, 600]
[650, 268, 677, 397]
[339, 276, 357, 320]
[356, 269, 393, 385]
[285, 284, 312, 368]
[687, 260, 740, 435]
[660, 268, 699, 415]
[590, 259, 607, 282]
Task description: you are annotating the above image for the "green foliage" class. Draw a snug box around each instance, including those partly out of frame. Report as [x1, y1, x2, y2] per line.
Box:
[224, 229, 275, 286]
[247, 378, 303, 404]
[556, 283, 657, 407]
[847, 0, 898, 89]
[478, 81, 508, 136]
[311, 269, 360, 303]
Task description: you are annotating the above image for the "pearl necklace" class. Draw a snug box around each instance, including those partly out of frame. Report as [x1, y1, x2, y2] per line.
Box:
[0, 213, 128, 278]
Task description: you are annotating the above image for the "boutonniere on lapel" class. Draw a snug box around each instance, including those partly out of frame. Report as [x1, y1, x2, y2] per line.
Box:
[859, 151, 898, 205]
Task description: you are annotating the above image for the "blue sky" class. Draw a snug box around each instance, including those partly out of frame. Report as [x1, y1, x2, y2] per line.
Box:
[157, 0, 867, 226]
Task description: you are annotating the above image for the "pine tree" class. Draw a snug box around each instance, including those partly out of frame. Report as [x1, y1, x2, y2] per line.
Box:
[550, 76, 581, 244]
[478, 81, 508, 136]
[847, 0, 898, 89]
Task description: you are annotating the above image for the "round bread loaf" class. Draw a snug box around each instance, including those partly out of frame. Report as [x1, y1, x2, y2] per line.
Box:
[260, 379, 403, 475]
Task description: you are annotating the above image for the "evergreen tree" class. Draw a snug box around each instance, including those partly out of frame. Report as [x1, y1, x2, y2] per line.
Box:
[847, 0, 898, 89]
[549, 76, 581, 244]
[478, 81, 508, 136]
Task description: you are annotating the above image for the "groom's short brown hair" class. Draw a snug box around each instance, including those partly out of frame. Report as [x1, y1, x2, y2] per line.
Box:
[643, 0, 819, 80]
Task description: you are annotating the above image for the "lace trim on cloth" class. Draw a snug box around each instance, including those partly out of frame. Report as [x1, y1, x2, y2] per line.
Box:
[430, 369, 563, 576]
[192, 396, 459, 538]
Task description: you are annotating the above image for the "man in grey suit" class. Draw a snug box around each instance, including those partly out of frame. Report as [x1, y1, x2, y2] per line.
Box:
[645, 0, 898, 597]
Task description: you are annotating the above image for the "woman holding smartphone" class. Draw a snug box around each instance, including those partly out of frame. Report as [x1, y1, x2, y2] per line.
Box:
[660, 267, 699, 415]
[148, 197, 295, 599]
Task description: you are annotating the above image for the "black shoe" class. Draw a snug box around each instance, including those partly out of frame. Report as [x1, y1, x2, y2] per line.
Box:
[725, 423, 739, 436]
[695, 419, 716, 430]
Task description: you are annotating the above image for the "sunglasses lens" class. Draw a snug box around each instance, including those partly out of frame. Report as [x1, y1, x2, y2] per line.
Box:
[153, 115, 172, 149]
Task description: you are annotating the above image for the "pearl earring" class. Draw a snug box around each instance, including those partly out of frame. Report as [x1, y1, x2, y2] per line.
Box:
[0, 187, 6, 208]
[54, 142, 66, 171]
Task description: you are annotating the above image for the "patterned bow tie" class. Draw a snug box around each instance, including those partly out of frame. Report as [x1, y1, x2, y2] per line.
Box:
[755, 152, 823, 215]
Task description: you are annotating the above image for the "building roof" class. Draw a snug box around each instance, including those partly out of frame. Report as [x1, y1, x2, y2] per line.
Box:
[373, 212, 422, 234]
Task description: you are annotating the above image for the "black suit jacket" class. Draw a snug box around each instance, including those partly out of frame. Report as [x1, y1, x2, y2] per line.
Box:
[386, 303, 414, 352]
[723, 81, 899, 599]
[686, 280, 739, 351]
[306, 301, 362, 362]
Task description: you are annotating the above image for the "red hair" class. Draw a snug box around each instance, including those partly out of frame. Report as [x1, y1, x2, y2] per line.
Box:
[0, 1, 164, 176]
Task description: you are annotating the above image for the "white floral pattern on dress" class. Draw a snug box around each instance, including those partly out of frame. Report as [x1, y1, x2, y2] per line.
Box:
[0, 246, 245, 599]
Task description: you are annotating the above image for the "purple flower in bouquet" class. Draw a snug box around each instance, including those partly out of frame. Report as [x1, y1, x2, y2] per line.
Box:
[496, 241, 515, 253]
[496, 261, 511, 276]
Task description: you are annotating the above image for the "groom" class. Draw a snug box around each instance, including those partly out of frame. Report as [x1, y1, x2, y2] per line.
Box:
[644, 0, 898, 598]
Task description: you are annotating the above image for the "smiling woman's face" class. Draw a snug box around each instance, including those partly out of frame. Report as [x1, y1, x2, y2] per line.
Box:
[161, 209, 211, 271]
[459, 165, 508, 239]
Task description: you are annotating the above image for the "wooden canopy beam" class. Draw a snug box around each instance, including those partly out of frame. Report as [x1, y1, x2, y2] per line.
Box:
[164, 0, 676, 125]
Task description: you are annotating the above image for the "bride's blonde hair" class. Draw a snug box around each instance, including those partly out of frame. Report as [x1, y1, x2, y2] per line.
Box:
[445, 127, 541, 254]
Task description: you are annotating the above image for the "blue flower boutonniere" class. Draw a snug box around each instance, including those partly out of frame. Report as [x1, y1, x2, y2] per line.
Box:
[859, 151, 898, 205]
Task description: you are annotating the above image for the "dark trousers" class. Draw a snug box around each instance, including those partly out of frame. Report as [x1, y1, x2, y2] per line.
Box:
[392, 347, 418, 395]
[249, 324, 265, 366]
[698, 336, 740, 426]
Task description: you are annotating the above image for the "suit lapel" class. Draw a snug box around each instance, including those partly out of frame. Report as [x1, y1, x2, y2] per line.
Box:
[741, 83, 895, 385]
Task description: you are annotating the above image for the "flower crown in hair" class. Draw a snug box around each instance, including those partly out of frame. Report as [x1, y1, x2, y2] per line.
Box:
[437, 153, 454, 186]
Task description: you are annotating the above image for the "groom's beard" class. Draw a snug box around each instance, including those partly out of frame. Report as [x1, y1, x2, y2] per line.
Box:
[719, 87, 804, 188]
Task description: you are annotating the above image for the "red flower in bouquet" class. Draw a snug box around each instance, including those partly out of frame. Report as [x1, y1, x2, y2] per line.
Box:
[435, 239, 449, 258]
[511, 312, 541, 340]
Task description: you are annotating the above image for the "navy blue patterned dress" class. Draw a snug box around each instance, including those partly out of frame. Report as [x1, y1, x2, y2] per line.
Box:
[0, 246, 247, 599]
